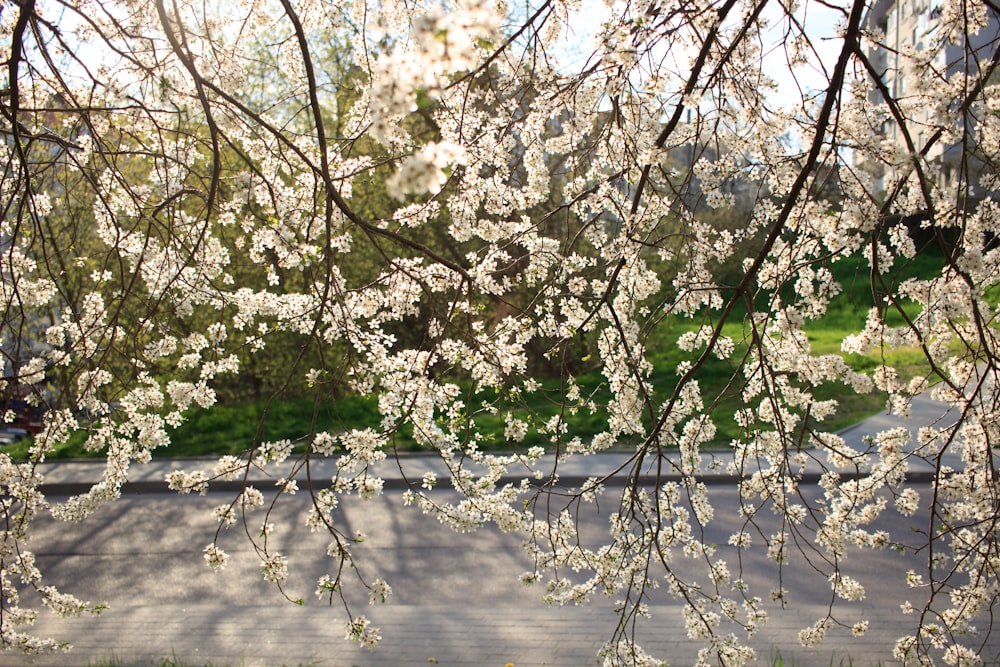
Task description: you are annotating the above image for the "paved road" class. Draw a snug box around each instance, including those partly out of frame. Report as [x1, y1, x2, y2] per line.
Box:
[3, 486, 961, 667]
[5, 392, 998, 667]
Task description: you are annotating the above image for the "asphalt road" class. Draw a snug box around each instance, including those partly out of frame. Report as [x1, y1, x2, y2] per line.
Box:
[5, 388, 998, 667]
[7, 480, 995, 667]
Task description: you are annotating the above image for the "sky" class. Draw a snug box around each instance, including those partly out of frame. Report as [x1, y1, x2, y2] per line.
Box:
[554, 0, 848, 106]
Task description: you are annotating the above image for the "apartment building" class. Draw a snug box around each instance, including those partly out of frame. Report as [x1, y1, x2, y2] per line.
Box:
[862, 0, 999, 192]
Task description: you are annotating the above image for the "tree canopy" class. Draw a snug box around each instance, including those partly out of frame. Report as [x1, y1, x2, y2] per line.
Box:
[2, 0, 1000, 663]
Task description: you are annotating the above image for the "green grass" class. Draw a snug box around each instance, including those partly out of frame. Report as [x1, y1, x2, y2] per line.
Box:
[2, 320, 932, 462]
[763, 651, 884, 666]
[166, 394, 380, 457]
[4, 248, 954, 462]
[2, 395, 382, 461]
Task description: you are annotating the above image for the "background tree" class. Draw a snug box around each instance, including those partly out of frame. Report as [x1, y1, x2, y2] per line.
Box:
[1, 0, 999, 664]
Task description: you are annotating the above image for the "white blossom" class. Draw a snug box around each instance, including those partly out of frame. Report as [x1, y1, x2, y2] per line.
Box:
[2, 0, 1000, 661]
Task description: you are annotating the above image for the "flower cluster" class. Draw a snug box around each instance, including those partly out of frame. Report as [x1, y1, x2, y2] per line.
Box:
[3, 0, 1000, 662]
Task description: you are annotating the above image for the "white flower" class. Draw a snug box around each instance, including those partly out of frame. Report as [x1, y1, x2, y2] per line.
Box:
[203, 545, 229, 570]
[387, 142, 468, 200]
[368, 578, 392, 605]
[345, 615, 381, 649]
[261, 553, 288, 584]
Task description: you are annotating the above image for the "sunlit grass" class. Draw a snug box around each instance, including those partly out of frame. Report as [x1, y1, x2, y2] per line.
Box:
[5, 252, 955, 461]
[3, 318, 936, 461]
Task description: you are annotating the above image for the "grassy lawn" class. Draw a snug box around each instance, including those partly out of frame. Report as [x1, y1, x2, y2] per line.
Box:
[4, 252, 943, 462]
[4, 328, 929, 462]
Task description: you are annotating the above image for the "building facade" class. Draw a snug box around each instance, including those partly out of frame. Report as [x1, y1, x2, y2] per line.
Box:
[862, 0, 999, 192]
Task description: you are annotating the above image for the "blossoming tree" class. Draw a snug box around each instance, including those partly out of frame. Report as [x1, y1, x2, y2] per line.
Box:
[1, 0, 999, 663]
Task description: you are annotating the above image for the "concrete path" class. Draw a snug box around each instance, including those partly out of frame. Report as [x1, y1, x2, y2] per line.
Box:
[2, 488, 954, 667]
[5, 392, 999, 667]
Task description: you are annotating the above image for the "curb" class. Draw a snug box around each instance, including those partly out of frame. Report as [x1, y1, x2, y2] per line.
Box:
[38, 470, 943, 496]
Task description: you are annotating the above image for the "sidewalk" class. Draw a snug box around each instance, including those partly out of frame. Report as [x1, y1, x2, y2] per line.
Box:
[32, 450, 648, 495]
[30, 381, 971, 497]
[33, 426, 966, 498]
